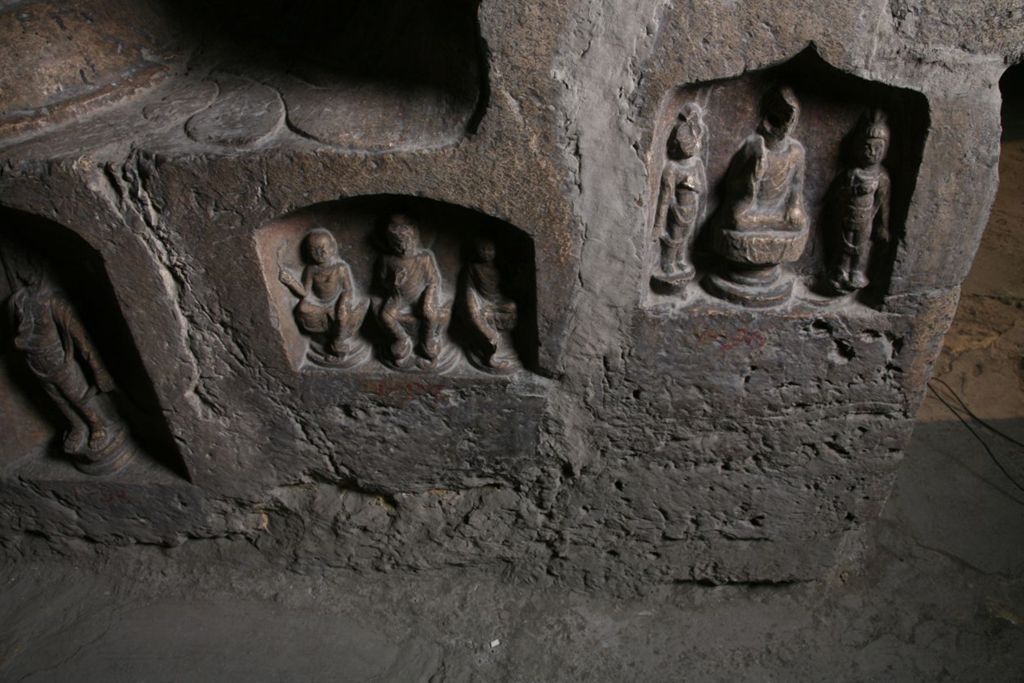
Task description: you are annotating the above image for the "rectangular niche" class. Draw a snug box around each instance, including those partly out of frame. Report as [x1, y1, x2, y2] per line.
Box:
[253, 195, 539, 377]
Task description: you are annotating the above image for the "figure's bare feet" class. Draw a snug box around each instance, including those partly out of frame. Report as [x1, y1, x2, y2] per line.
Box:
[676, 262, 696, 281]
[88, 427, 111, 451]
[487, 355, 512, 371]
[830, 272, 853, 293]
[329, 336, 354, 357]
[63, 427, 88, 454]
[391, 338, 414, 367]
[423, 336, 441, 363]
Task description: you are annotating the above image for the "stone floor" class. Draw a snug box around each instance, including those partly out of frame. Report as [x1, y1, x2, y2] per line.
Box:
[0, 416, 1022, 681]
[2, 406, 1024, 682]
[1, 91, 1023, 683]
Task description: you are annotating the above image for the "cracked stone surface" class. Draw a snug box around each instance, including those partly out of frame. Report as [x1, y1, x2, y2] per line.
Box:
[0, 55, 1021, 682]
[0, 0, 1022, 594]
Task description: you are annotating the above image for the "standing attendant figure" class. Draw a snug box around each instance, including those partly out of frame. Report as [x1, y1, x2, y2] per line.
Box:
[8, 265, 132, 474]
[828, 110, 891, 293]
[651, 103, 708, 295]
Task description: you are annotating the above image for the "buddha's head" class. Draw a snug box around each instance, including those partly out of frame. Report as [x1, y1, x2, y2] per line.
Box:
[12, 252, 45, 290]
[669, 102, 706, 160]
[759, 86, 800, 143]
[474, 238, 497, 263]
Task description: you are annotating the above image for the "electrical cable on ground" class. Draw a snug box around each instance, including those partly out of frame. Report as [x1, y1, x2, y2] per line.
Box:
[927, 378, 1024, 498]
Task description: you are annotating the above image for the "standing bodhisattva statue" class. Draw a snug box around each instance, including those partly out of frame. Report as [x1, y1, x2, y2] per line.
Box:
[651, 102, 708, 295]
[9, 267, 132, 474]
[828, 110, 892, 293]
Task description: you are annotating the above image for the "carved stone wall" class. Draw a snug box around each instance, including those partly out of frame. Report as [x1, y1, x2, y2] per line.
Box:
[0, 0, 1019, 591]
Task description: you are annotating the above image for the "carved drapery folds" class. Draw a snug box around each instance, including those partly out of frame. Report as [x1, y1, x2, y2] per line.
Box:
[8, 267, 133, 474]
[705, 86, 810, 307]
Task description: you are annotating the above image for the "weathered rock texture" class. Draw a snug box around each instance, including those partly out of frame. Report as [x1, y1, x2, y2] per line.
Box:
[0, 0, 1020, 592]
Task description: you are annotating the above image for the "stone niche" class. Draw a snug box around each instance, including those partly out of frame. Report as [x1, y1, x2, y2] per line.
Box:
[240, 195, 552, 493]
[255, 196, 538, 375]
[0, 0, 487, 152]
[165, 0, 487, 151]
[605, 48, 939, 583]
[0, 207, 186, 479]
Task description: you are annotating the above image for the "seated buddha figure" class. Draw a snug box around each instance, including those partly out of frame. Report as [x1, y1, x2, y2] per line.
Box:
[706, 86, 809, 307]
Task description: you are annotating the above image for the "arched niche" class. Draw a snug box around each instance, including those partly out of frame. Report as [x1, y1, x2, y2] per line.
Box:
[254, 195, 538, 376]
[645, 48, 928, 307]
[0, 207, 188, 479]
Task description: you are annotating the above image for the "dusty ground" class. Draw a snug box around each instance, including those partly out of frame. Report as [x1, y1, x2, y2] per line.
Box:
[0, 416, 1021, 682]
[0, 85, 1022, 683]
[918, 135, 1024, 424]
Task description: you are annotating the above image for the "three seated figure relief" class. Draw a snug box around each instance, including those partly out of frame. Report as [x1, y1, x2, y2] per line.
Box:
[650, 86, 893, 307]
[7, 260, 134, 475]
[277, 213, 523, 374]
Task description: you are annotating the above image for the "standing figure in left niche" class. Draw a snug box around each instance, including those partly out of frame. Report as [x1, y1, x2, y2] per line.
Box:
[278, 227, 370, 368]
[7, 259, 133, 475]
[650, 102, 708, 295]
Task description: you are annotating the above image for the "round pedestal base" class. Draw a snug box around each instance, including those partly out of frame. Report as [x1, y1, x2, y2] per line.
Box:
[308, 338, 373, 370]
[650, 271, 694, 296]
[74, 427, 133, 476]
[705, 268, 795, 308]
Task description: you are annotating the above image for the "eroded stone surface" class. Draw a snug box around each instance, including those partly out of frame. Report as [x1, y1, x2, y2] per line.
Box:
[0, 0, 1016, 592]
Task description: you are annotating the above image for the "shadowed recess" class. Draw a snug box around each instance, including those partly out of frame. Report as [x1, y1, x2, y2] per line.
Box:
[165, 0, 489, 150]
[0, 207, 189, 479]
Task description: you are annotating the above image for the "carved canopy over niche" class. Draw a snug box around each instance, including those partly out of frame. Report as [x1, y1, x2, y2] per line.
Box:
[254, 196, 538, 376]
[644, 49, 928, 309]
